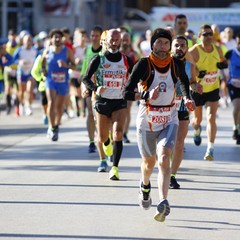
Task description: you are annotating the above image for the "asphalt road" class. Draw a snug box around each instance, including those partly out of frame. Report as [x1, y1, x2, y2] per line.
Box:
[0, 101, 239, 240]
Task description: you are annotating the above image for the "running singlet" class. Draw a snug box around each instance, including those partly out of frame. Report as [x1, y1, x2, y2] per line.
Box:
[81, 45, 102, 77]
[195, 44, 220, 93]
[137, 62, 178, 132]
[228, 48, 240, 88]
[5, 41, 18, 72]
[95, 54, 129, 99]
[46, 46, 69, 83]
[14, 46, 38, 75]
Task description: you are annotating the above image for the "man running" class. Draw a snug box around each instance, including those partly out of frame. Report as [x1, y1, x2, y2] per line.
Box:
[82, 29, 133, 180]
[170, 36, 202, 189]
[189, 24, 228, 160]
[225, 32, 240, 144]
[123, 28, 194, 222]
[42, 28, 76, 141]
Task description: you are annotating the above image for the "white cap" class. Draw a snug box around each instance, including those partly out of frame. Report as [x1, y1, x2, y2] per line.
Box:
[19, 30, 29, 39]
[38, 31, 48, 40]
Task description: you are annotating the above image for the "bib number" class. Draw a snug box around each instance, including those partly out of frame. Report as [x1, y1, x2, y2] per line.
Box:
[203, 72, 218, 84]
[147, 107, 172, 124]
[104, 79, 121, 89]
[51, 72, 66, 83]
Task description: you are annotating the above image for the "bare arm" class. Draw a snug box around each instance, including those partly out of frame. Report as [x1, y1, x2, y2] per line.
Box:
[67, 48, 76, 70]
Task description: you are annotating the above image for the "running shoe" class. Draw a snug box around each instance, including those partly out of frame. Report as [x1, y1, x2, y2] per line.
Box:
[123, 133, 130, 143]
[169, 176, 180, 189]
[88, 142, 96, 153]
[233, 129, 238, 140]
[51, 127, 59, 142]
[47, 128, 53, 139]
[138, 181, 152, 210]
[6, 106, 11, 115]
[193, 125, 202, 146]
[108, 156, 113, 162]
[154, 199, 170, 222]
[42, 115, 48, 125]
[19, 104, 24, 116]
[15, 105, 20, 116]
[103, 140, 113, 157]
[25, 107, 33, 116]
[236, 135, 240, 145]
[98, 160, 109, 172]
[204, 148, 214, 161]
[109, 166, 119, 180]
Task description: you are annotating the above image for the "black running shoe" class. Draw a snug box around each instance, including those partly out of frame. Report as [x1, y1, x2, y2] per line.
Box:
[123, 133, 130, 143]
[169, 176, 180, 189]
[52, 127, 59, 142]
[138, 181, 152, 210]
[233, 130, 238, 140]
[88, 142, 96, 153]
[193, 125, 202, 146]
[236, 135, 240, 145]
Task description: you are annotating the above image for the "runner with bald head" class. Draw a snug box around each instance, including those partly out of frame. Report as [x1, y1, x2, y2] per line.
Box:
[82, 29, 134, 180]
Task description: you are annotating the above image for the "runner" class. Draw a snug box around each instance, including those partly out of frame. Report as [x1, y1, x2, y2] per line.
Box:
[170, 35, 202, 189]
[3, 29, 19, 115]
[123, 28, 194, 221]
[225, 32, 240, 144]
[42, 28, 76, 141]
[82, 29, 133, 180]
[170, 14, 202, 189]
[81, 26, 103, 153]
[189, 24, 228, 160]
[0, 44, 13, 107]
[13, 34, 38, 116]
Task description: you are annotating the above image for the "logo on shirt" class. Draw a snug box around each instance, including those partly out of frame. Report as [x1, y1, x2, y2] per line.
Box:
[103, 63, 111, 68]
[159, 82, 167, 92]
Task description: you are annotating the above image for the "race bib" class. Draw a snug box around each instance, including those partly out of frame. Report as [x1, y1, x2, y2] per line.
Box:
[7, 68, 16, 77]
[147, 107, 172, 124]
[203, 71, 218, 84]
[231, 78, 240, 88]
[21, 60, 33, 75]
[51, 72, 66, 83]
[104, 79, 122, 89]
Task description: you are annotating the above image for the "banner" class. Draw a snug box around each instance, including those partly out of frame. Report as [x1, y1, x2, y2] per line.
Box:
[43, 0, 71, 16]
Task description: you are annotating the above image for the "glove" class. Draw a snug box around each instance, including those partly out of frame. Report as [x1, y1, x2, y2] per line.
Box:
[198, 70, 206, 78]
[216, 61, 228, 69]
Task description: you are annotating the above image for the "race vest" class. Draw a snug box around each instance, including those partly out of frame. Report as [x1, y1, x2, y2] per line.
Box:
[196, 44, 220, 93]
[95, 54, 129, 99]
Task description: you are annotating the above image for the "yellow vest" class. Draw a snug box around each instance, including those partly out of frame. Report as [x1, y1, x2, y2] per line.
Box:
[6, 41, 19, 70]
[196, 44, 220, 93]
[187, 39, 193, 48]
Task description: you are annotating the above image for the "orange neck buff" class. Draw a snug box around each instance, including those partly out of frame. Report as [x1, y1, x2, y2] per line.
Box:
[149, 52, 171, 68]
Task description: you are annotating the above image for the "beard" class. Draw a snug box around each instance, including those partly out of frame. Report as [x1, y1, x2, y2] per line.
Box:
[108, 45, 120, 53]
[174, 50, 186, 59]
[153, 48, 169, 59]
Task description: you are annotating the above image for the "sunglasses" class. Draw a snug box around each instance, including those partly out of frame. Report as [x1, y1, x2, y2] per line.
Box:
[202, 32, 213, 37]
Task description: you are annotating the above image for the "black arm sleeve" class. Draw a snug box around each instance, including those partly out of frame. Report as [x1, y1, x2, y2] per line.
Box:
[126, 56, 134, 74]
[82, 55, 100, 92]
[225, 50, 232, 60]
[174, 58, 190, 98]
[123, 58, 150, 101]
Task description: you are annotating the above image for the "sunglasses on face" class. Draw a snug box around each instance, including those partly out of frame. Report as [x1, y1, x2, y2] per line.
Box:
[202, 32, 213, 37]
